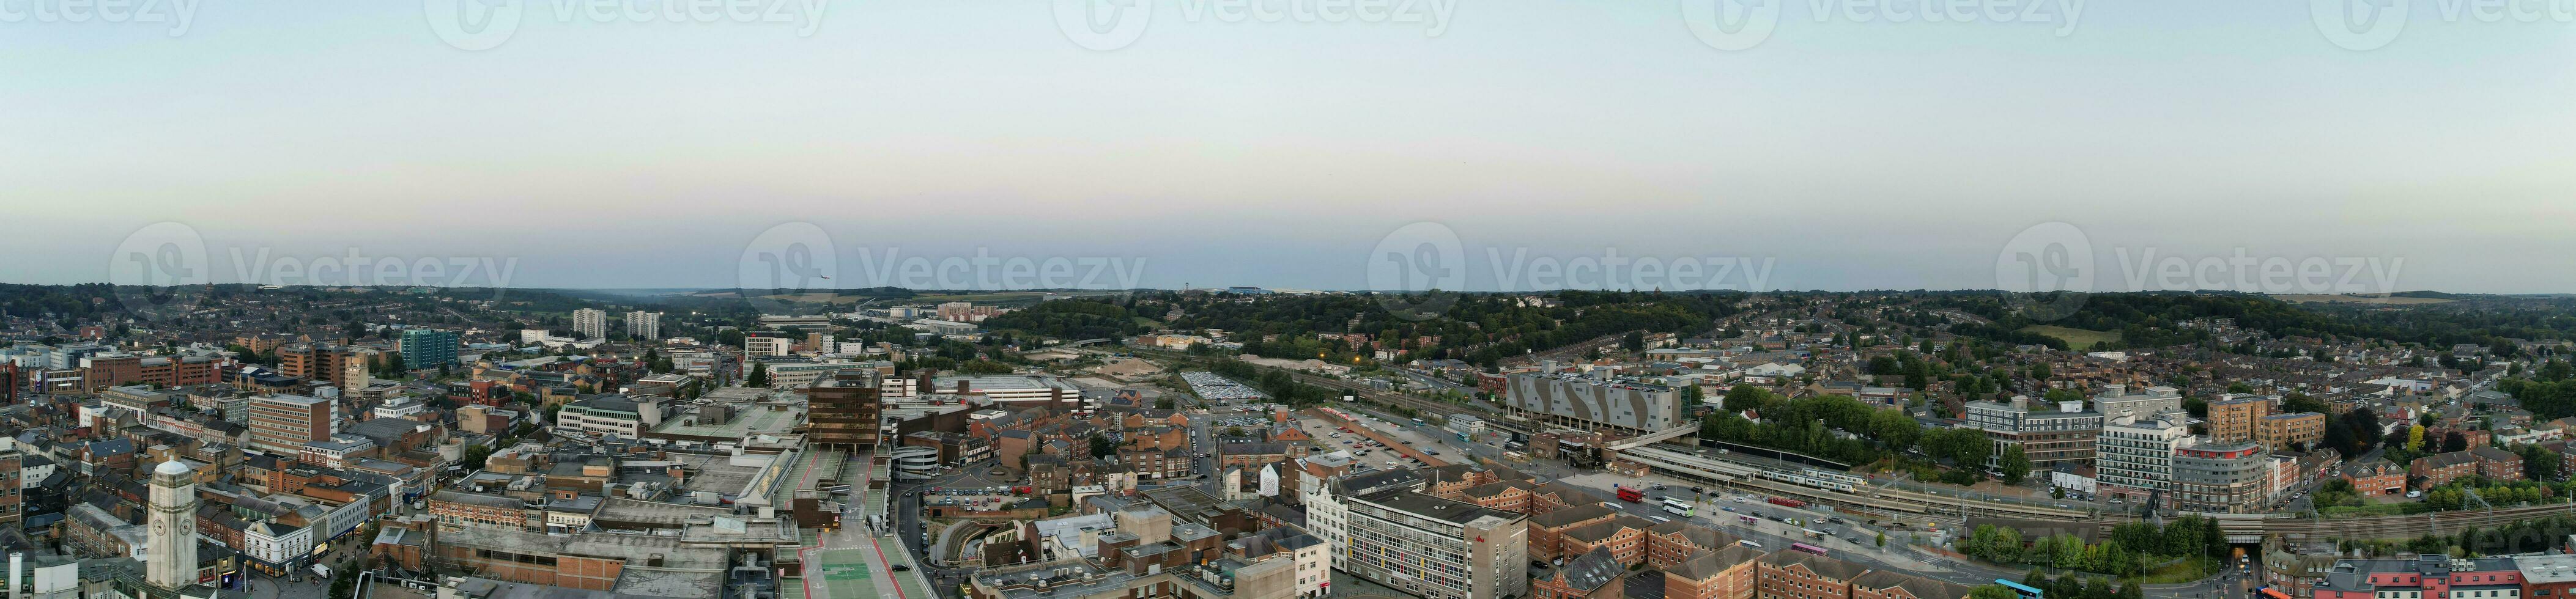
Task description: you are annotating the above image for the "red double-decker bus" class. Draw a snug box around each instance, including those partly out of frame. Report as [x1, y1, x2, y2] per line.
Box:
[1769, 497, 1807, 509]
[1616, 487, 1645, 502]
[1790, 543, 1827, 556]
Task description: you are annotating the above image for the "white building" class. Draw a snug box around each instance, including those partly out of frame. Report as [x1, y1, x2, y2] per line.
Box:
[554, 395, 665, 437]
[2097, 414, 2188, 504]
[572, 308, 608, 340]
[625, 311, 662, 340]
[2092, 384, 2186, 421]
[1300, 469, 1525, 599]
[241, 520, 314, 573]
[744, 334, 791, 357]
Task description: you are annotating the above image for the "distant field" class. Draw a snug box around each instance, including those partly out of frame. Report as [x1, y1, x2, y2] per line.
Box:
[2273, 293, 2455, 305]
[2021, 325, 2121, 350]
[909, 292, 1054, 304]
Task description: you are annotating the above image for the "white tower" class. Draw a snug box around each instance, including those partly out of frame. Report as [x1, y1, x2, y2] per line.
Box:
[146, 458, 198, 589]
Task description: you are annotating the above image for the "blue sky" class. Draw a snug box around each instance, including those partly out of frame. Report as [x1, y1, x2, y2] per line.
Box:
[4, 0, 2570, 293]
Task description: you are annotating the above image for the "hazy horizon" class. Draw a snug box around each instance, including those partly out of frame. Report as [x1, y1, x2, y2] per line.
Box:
[7, 1, 2570, 294]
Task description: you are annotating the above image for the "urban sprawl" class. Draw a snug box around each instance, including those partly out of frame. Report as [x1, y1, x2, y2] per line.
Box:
[1, 285, 2572, 599]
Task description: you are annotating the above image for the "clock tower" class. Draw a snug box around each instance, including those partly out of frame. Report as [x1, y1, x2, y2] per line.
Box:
[147, 458, 198, 589]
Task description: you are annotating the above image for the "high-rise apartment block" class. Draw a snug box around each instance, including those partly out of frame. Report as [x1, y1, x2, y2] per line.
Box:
[572, 308, 608, 340]
[2097, 413, 2188, 505]
[400, 328, 460, 370]
[626, 311, 662, 340]
[2207, 394, 2270, 444]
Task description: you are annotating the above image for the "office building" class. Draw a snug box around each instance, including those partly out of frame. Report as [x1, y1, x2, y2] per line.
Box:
[1302, 469, 1526, 599]
[400, 328, 460, 370]
[2171, 437, 2267, 513]
[1963, 396, 2101, 470]
[744, 331, 791, 356]
[1503, 372, 1686, 435]
[572, 308, 608, 340]
[2092, 384, 2185, 421]
[2097, 414, 2188, 505]
[248, 394, 335, 454]
[279, 344, 363, 388]
[625, 311, 661, 340]
[809, 370, 887, 450]
[553, 395, 665, 438]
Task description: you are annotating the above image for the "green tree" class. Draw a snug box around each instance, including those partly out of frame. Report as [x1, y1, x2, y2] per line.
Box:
[1999, 444, 2033, 485]
[746, 362, 771, 388]
[1087, 434, 1116, 458]
[1970, 585, 2020, 599]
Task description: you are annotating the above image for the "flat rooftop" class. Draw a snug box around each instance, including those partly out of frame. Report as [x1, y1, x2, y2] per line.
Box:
[1358, 488, 1519, 526]
[651, 404, 804, 439]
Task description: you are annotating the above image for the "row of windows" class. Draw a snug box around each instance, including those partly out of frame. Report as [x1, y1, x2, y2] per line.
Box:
[472, 548, 559, 567]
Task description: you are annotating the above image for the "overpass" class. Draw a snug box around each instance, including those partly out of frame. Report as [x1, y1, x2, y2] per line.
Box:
[1604, 425, 1700, 451]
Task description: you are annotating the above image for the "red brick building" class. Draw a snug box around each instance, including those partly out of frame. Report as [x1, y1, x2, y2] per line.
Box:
[1527, 505, 1621, 562]
[1663, 546, 1763, 599]
[2345, 458, 2407, 497]
[1851, 571, 1975, 599]
[1758, 552, 1869, 599]
[2411, 450, 2481, 488]
[1530, 547, 1626, 599]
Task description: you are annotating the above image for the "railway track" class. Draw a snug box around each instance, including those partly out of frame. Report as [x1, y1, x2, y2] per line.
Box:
[1136, 349, 1487, 422]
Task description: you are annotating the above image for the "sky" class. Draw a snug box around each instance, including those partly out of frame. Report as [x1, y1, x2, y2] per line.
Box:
[4, 0, 2571, 295]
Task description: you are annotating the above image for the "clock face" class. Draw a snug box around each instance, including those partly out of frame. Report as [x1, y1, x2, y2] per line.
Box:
[152, 521, 166, 536]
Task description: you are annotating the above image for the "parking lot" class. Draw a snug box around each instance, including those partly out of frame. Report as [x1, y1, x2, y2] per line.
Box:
[1294, 408, 1462, 471]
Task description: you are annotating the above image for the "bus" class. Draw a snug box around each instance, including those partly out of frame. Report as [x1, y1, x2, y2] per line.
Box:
[1738, 515, 1757, 525]
[1410, 418, 1427, 426]
[1994, 579, 2044, 598]
[2258, 588, 2292, 599]
[1801, 529, 1826, 540]
[1616, 487, 1645, 502]
[1789, 543, 1827, 556]
[1660, 498, 1695, 517]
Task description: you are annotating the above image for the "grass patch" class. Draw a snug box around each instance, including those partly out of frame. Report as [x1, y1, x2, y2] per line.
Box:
[2125, 557, 2221, 584]
[2021, 325, 2122, 350]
